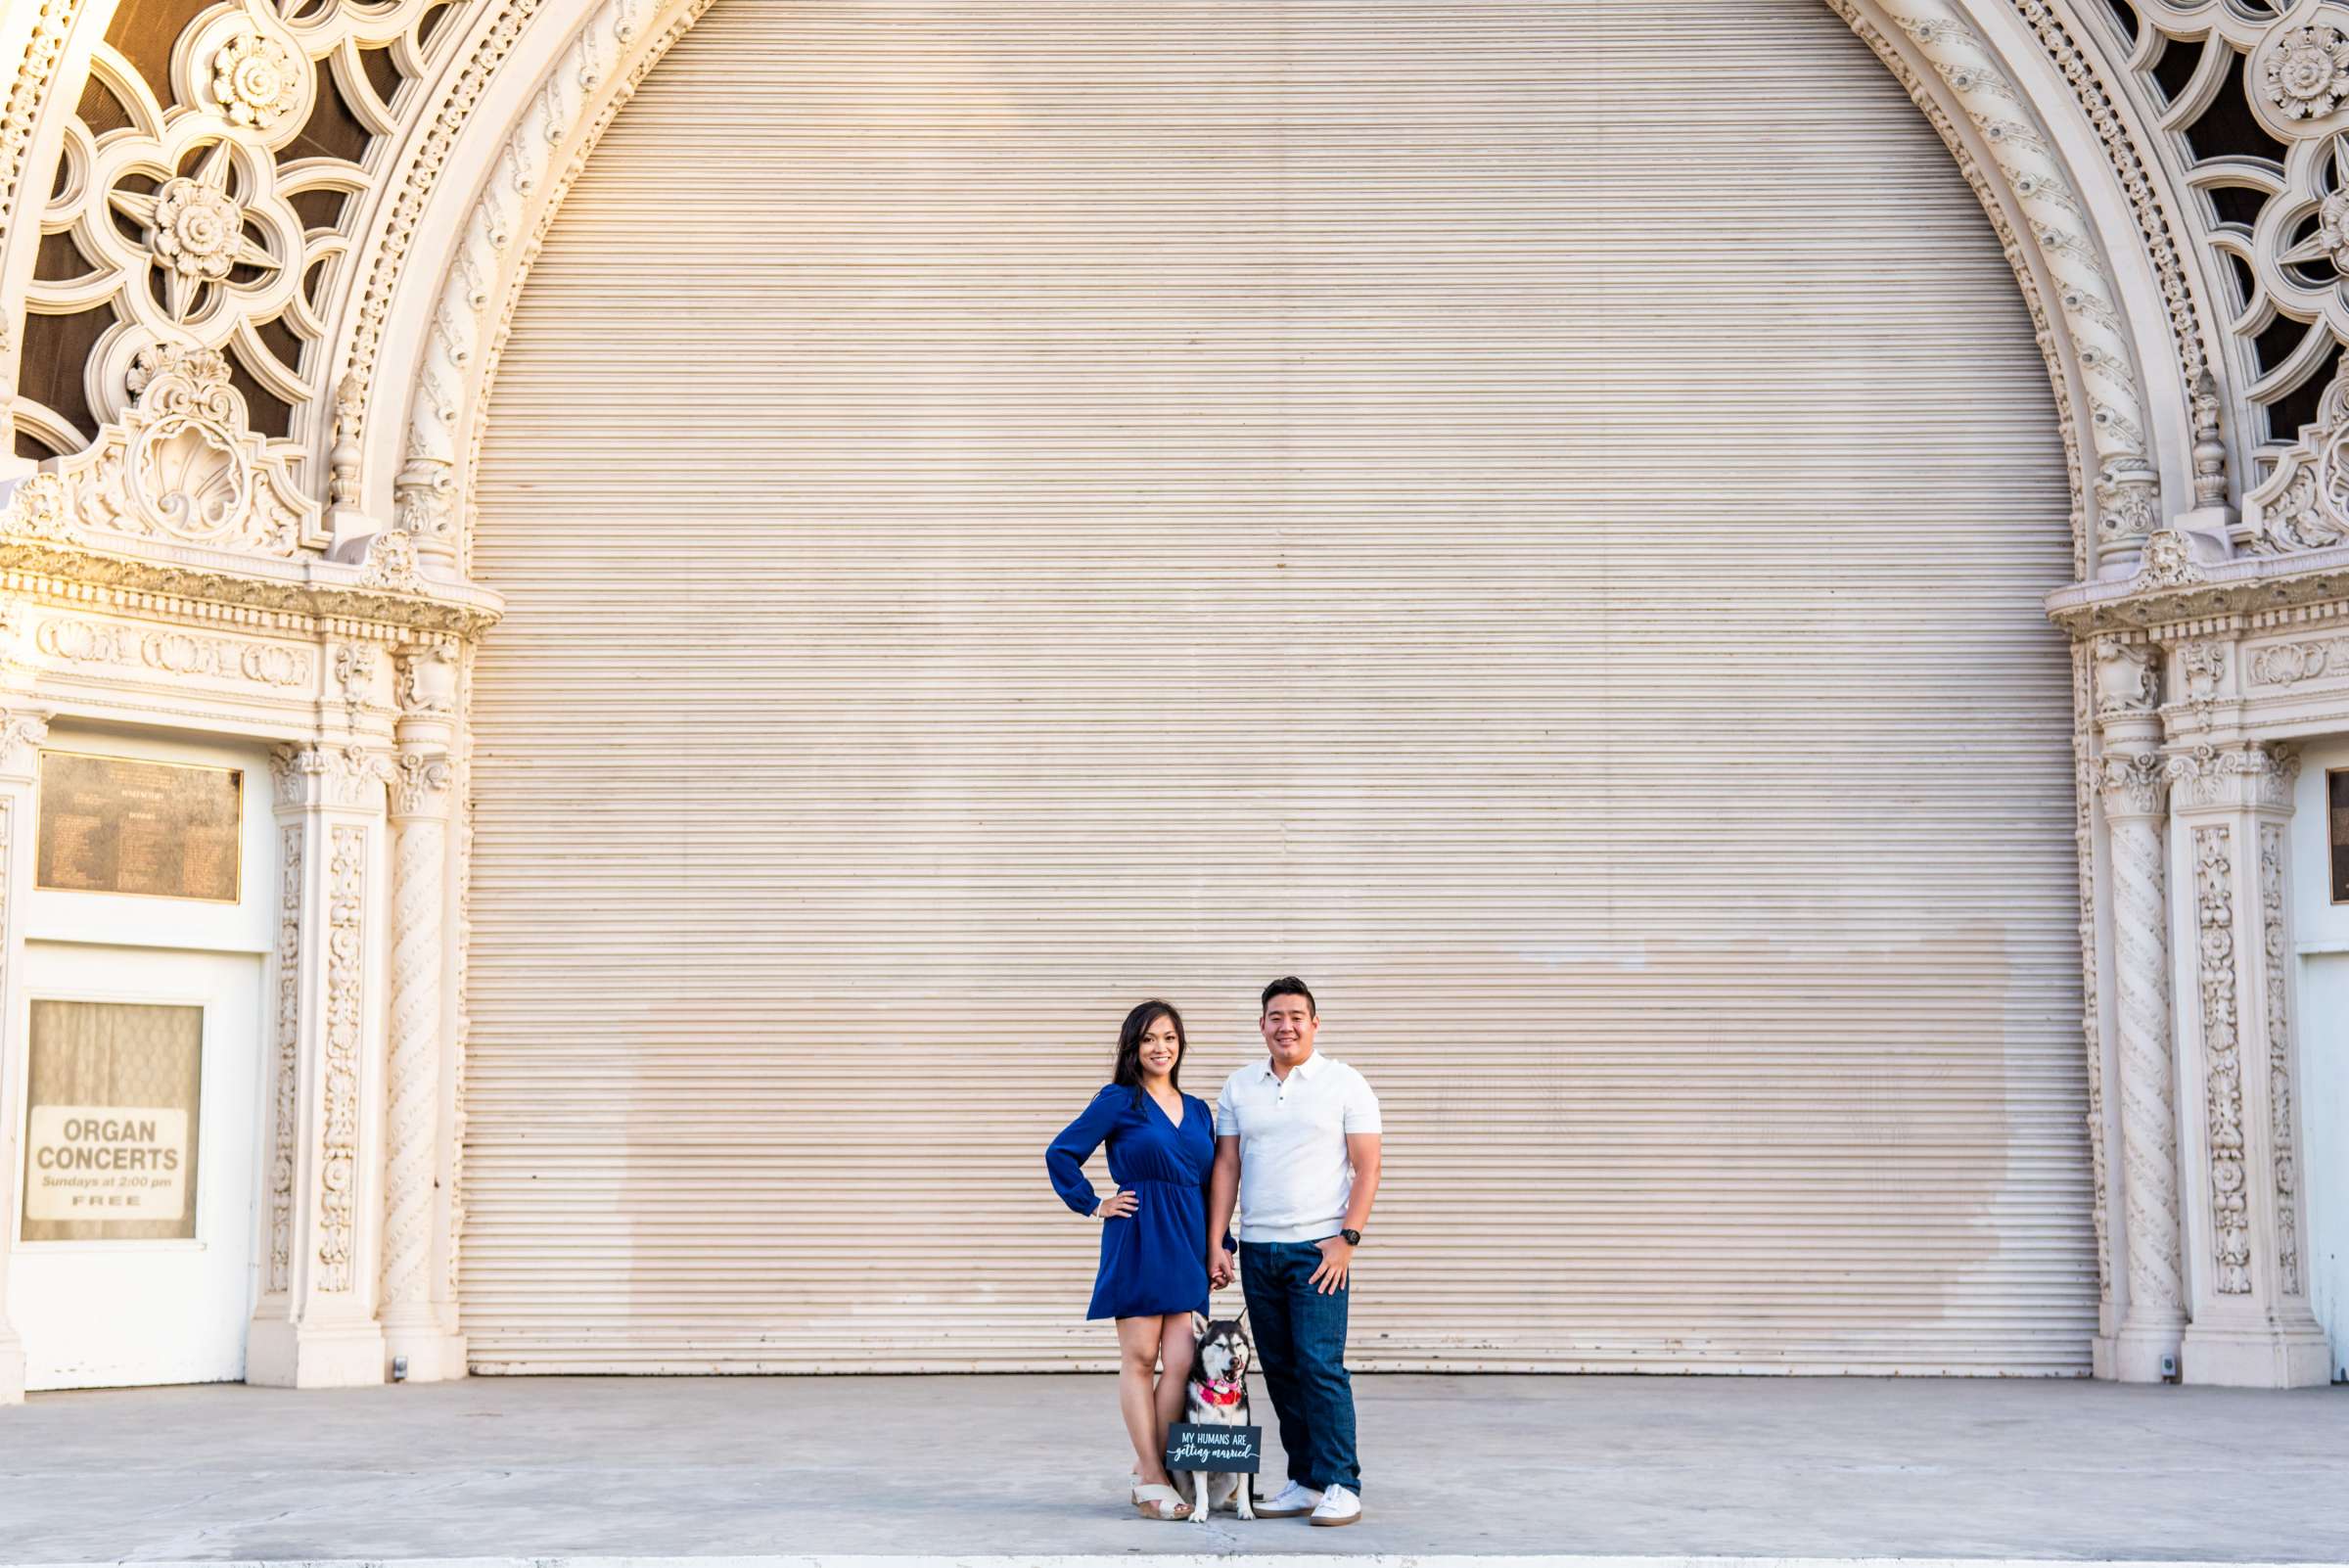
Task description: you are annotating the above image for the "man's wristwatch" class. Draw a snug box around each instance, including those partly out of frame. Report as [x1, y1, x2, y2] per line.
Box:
[1339, 1228, 1361, 1246]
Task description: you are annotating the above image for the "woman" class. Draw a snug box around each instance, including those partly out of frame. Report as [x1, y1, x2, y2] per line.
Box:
[1045, 999, 1217, 1521]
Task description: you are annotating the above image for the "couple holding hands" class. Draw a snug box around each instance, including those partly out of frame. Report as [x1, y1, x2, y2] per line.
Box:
[1044, 977, 1383, 1526]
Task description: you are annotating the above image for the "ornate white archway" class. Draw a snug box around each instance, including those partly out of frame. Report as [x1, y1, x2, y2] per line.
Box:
[0, 0, 2343, 1398]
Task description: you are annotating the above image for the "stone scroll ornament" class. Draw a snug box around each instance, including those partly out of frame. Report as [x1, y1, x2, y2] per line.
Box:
[37, 344, 319, 554]
[2258, 824, 2303, 1297]
[317, 822, 367, 1292]
[2191, 823, 2252, 1296]
[2244, 359, 2349, 552]
[268, 823, 301, 1295]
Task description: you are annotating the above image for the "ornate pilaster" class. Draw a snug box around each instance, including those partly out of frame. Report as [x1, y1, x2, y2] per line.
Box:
[245, 743, 392, 1388]
[376, 643, 465, 1380]
[0, 710, 50, 1405]
[2163, 732, 2331, 1387]
[2088, 638, 2184, 1381]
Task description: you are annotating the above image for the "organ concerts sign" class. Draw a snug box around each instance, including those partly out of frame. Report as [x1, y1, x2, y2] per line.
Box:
[23, 1107, 190, 1222]
[19, 1000, 204, 1242]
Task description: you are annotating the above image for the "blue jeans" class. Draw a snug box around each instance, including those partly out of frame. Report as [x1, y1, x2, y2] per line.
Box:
[1238, 1238, 1360, 1495]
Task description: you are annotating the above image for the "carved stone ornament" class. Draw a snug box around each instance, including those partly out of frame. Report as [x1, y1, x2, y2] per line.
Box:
[2259, 825, 2304, 1297]
[12, 0, 449, 453]
[207, 24, 304, 134]
[388, 750, 455, 818]
[0, 473, 77, 544]
[2193, 823, 2251, 1296]
[267, 823, 300, 1295]
[357, 530, 425, 593]
[2246, 634, 2349, 686]
[270, 744, 392, 810]
[2096, 476, 2161, 548]
[317, 822, 366, 1292]
[2190, 371, 2228, 511]
[395, 643, 460, 715]
[2243, 362, 2349, 553]
[33, 615, 312, 688]
[2069, 651, 2109, 1305]
[45, 345, 317, 555]
[328, 373, 363, 511]
[2176, 640, 2229, 726]
[0, 712, 53, 777]
[2093, 639, 2158, 715]
[2165, 743, 2302, 812]
[2259, 23, 2349, 122]
[2096, 751, 2170, 817]
[2132, 530, 2203, 589]
[2104, 781, 2184, 1318]
[392, 456, 454, 545]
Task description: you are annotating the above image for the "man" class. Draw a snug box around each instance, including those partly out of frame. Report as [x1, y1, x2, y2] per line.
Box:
[1208, 976, 1382, 1527]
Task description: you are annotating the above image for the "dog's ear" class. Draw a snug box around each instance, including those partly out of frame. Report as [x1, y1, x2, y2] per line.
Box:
[1192, 1310, 1211, 1341]
[1232, 1303, 1248, 1328]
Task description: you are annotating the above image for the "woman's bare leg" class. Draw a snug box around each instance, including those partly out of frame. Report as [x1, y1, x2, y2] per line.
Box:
[1117, 1315, 1174, 1488]
[1154, 1311, 1197, 1461]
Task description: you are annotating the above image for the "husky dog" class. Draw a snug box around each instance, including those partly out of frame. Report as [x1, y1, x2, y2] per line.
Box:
[1172, 1312, 1258, 1522]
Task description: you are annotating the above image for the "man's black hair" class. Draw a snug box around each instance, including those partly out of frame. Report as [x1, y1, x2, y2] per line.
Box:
[1260, 976, 1316, 1017]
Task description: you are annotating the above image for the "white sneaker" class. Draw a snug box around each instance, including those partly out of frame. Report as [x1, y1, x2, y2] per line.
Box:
[1256, 1480, 1323, 1517]
[1309, 1484, 1361, 1527]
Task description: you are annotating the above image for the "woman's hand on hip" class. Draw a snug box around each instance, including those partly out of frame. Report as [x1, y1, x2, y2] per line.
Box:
[1094, 1189, 1137, 1220]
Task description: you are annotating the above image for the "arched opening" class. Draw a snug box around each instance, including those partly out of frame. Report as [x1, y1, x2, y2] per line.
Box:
[464, 0, 2088, 1373]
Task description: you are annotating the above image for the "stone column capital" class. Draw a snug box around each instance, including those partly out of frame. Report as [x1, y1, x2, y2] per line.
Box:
[0, 709, 51, 784]
[387, 749, 455, 823]
[270, 744, 392, 814]
[2094, 752, 2170, 821]
[2163, 742, 2299, 817]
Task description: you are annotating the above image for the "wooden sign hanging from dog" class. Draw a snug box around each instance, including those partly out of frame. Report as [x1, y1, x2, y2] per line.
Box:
[1166, 1422, 1263, 1473]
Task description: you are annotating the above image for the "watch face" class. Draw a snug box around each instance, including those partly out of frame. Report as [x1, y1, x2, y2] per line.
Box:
[1341, 1228, 1360, 1245]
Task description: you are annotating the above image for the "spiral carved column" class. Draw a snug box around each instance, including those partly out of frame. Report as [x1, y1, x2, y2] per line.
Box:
[377, 645, 467, 1381]
[382, 757, 448, 1305]
[2098, 752, 2185, 1376]
[2089, 639, 2185, 1383]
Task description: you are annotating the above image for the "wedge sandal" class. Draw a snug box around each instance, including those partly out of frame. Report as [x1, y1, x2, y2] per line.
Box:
[1132, 1482, 1194, 1521]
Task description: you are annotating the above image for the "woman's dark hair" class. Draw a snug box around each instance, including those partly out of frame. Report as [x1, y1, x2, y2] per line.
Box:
[1113, 999, 1187, 1100]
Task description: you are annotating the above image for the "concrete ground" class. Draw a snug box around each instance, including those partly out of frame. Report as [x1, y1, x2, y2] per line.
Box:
[2, 1374, 2346, 1564]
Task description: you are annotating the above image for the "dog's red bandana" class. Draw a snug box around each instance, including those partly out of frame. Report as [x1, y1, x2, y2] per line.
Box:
[1199, 1379, 1245, 1407]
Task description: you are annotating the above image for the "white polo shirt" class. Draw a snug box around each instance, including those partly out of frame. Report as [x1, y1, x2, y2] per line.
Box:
[1215, 1051, 1382, 1244]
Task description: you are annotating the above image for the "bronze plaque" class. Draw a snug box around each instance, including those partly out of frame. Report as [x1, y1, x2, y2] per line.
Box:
[36, 753, 243, 903]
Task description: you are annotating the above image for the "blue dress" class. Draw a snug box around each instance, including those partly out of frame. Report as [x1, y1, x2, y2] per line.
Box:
[1046, 1085, 1215, 1320]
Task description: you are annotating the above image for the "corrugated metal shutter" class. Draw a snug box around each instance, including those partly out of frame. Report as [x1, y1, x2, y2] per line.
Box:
[465, 0, 2092, 1373]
